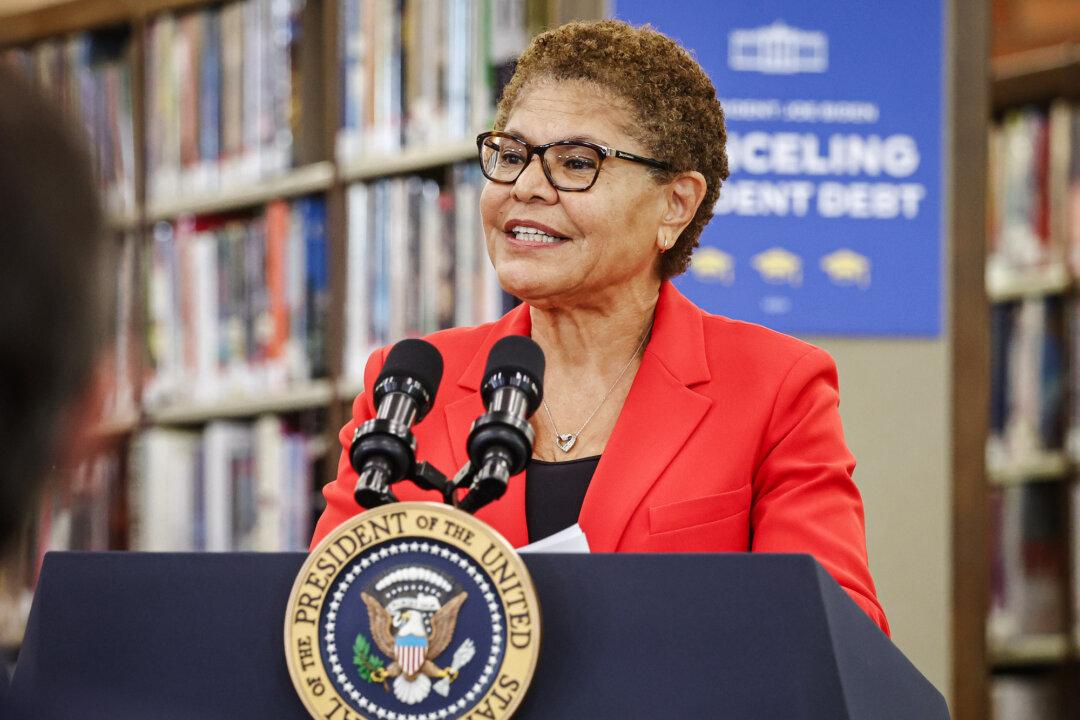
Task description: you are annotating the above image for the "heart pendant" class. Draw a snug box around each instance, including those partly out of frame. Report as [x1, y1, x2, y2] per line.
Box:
[556, 434, 577, 453]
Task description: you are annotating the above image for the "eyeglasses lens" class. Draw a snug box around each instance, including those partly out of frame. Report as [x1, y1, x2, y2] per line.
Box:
[546, 145, 601, 190]
[480, 136, 601, 190]
[480, 136, 525, 182]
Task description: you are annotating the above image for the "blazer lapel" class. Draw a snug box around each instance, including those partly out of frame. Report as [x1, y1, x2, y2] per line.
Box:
[578, 282, 713, 551]
[442, 303, 532, 546]
[439, 283, 711, 551]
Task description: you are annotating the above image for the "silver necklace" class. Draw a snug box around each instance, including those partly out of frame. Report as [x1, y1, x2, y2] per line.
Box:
[542, 322, 652, 453]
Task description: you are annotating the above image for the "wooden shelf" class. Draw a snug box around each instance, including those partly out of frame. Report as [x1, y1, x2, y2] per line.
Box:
[90, 412, 140, 442]
[989, 634, 1072, 667]
[308, 435, 333, 459]
[985, 262, 1071, 302]
[338, 140, 476, 183]
[0, 0, 214, 46]
[992, 43, 1080, 113]
[144, 162, 334, 221]
[987, 451, 1070, 485]
[106, 210, 140, 233]
[336, 379, 365, 403]
[145, 380, 333, 425]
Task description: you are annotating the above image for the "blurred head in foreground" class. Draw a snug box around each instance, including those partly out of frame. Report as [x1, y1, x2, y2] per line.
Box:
[0, 65, 112, 557]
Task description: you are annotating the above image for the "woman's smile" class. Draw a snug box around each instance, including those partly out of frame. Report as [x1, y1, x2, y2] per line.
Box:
[504, 219, 571, 248]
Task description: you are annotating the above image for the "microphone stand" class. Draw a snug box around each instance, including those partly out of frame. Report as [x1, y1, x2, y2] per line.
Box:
[389, 459, 503, 515]
[409, 461, 458, 507]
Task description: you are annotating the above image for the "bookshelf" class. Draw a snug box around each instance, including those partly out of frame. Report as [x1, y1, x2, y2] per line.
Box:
[991, 632, 1072, 665]
[144, 161, 335, 220]
[0, 0, 602, 651]
[988, 450, 1070, 485]
[145, 378, 335, 425]
[986, 263, 1071, 301]
[979, 41, 1080, 719]
[338, 139, 477, 183]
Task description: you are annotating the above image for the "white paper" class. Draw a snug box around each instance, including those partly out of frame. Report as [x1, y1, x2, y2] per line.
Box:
[518, 524, 591, 554]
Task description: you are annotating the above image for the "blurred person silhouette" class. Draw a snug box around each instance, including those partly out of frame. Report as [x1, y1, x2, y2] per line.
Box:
[0, 64, 113, 710]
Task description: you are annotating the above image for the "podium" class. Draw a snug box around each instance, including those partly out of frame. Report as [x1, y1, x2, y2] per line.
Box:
[7, 552, 947, 719]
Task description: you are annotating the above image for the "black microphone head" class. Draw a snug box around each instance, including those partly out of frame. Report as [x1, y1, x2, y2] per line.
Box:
[374, 339, 444, 418]
[481, 335, 545, 413]
[485, 335, 545, 381]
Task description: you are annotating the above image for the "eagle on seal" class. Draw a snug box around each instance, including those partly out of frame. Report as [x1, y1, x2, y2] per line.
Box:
[361, 590, 468, 704]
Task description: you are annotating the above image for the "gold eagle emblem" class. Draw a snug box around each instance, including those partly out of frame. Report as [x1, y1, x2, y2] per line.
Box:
[361, 590, 468, 704]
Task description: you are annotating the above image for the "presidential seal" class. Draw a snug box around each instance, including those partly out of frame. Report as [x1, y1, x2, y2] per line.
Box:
[285, 502, 541, 720]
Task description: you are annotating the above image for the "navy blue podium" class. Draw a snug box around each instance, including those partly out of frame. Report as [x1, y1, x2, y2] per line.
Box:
[7, 552, 947, 719]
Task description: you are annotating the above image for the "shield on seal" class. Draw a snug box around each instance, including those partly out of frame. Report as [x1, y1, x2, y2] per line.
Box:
[395, 633, 428, 677]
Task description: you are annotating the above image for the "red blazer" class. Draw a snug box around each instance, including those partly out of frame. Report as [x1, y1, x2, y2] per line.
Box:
[313, 281, 890, 635]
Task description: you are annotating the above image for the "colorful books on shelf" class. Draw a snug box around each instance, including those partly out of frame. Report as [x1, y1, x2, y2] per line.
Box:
[987, 297, 1067, 470]
[145, 0, 324, 208]
[986, 101, 1079, 298]
[2, 28, 137, 220]
[988, 482, 1069, 649]
[343, 162, 505, 383]
[104, 233, 140, 424]
[336, 0, 529, 163]
[987, 297, 1068, 468]
[129, 418, 316, 552]
[143, 196, 329, 410]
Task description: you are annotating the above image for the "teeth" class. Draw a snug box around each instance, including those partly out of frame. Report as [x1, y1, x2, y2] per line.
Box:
[510, 225, 564, 243]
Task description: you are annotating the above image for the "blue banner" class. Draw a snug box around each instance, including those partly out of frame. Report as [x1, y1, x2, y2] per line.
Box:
[615, 0, 944, 336]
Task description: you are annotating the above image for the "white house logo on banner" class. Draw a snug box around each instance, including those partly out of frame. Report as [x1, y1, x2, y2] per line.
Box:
[728, 21, 828, 75]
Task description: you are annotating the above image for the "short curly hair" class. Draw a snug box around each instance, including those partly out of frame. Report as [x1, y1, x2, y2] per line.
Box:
[494, 19, 729, 278]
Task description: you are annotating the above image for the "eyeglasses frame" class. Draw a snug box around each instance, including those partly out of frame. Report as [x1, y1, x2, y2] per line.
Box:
[475, 131, 672, 192]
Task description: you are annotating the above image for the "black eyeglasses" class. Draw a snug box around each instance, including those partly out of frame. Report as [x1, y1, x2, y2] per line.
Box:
[476, 131, 672, 192]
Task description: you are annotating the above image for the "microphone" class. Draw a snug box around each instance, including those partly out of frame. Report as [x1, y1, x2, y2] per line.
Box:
[458, 335, 544, 514]
[350, 339, 444, 508]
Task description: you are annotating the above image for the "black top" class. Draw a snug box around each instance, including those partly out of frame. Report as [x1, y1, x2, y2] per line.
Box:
[525, 455, 601, 543]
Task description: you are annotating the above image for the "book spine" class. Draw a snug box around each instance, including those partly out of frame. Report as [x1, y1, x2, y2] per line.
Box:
[371, 179, 390, 345]
[338, 0, 363, 161]
[345, 183, 371, 382]
[243, 0, 264, 182]
[177, 11, 202, 195]
[199, 8, 223, 193]
[253, 415, 285, 550]
[287, 201, 311, 381]
[453, 163, 474, 328]
[266, 200, 291, 386]
[220, 1, 244, 186]
[387, 177, 406, 341]
[302, 197, 329, 378]
[419, 178, 441, 334]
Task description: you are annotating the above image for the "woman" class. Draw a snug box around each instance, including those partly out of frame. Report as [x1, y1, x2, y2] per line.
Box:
[313, 20, 889, 635]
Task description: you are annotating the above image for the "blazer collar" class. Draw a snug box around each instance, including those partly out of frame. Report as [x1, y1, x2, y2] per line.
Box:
[445, 280, 713, 550]
[641, 280, 711, 388]
[456, 301, 533, 392]
[455, 280, 711, 391]
[579, 281, 713, 550]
